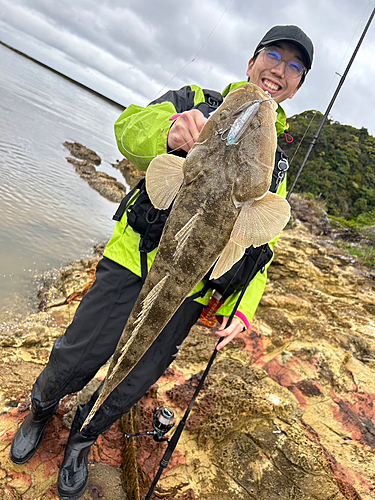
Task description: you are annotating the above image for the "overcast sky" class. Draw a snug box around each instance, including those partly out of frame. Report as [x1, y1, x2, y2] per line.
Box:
[0, 0, 374, 137]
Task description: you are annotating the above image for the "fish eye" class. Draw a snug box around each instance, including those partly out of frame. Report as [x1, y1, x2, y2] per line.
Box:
[220, 110, 229, 120]
[250, 117, 262, 130]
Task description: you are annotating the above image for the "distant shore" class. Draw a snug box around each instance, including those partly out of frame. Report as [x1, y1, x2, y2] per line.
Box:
[0, 40, 126, 109]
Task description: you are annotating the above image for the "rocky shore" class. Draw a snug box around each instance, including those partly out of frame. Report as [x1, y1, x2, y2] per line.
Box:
[64, 142, 128, 202]
[0, 149, 374, 499]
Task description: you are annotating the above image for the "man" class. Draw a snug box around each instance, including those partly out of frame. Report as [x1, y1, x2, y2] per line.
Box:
[10, 25, 313, 500]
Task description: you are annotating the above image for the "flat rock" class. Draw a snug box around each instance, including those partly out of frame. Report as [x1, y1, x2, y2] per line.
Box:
[121, 224, 375, 500]
[66, 157, 127, 203]
[63, 142, 102, 165]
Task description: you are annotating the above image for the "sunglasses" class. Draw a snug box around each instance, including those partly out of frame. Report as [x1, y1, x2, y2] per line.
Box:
[259, 48, 306, 79]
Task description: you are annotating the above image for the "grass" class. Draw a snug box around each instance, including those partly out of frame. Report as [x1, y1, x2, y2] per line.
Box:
[334, 241, 375, 269]
[328, 215, 375, 231]
[328, 213, 375, 269]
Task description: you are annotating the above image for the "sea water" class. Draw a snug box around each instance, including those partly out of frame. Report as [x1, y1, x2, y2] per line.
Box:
[0, 44, 127, 322]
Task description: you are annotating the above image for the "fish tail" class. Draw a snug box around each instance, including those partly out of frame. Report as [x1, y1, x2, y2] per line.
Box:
[80, 274, 170, 431]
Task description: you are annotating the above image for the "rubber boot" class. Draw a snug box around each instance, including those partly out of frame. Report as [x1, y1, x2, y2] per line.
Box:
[57, 406, 97, 500]
[10, 400, 59, 465]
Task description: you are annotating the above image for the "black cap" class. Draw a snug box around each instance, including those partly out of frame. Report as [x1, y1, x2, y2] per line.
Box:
[254, 25, 314, 71]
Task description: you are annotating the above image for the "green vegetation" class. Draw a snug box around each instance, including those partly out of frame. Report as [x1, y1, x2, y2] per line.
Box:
[280, 112, 375, 268]
[329, 214, 375, 268]
[280, 111, 375, 222]
[334, 241, 375, 268]
[329, 211, 375, 230]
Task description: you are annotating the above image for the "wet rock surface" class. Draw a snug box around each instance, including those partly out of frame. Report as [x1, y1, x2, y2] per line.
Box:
[63, 142, 102, 165]
[0, 187, 374, 498]
[64, 142, 127, 203]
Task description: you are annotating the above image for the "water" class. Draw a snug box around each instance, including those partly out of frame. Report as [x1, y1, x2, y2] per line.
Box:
[0, 45, 127, 321]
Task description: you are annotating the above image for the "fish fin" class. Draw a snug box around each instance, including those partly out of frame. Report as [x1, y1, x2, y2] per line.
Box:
[210, 239, 245, 280]
[174, 212, 201, 260]
[81, 395, 104, 431]
[231, 193, 290, 248]
[146, 154, 184, 209]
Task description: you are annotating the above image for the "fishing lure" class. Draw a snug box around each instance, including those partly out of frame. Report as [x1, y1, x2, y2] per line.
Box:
[226, 98, 273, 145]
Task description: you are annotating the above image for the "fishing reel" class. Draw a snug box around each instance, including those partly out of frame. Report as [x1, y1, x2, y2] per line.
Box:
[125, 406, 176, 443]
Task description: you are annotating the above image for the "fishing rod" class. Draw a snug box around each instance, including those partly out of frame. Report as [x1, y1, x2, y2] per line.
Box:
[287, 6, 375, 201]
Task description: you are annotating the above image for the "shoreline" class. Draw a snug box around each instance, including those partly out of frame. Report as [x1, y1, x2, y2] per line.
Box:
[0, 41, 126, 110]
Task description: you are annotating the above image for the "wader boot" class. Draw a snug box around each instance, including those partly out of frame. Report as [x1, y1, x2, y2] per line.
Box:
[10, 400, 59, 465]
[57, 404, 97, 500]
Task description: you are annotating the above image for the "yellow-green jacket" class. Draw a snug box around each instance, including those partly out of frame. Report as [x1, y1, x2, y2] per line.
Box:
[104, 82, 288, 328]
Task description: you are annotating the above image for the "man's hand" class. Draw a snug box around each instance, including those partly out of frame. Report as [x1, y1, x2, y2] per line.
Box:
[167, 110, 206, 152]
[215, 317, 245, 351]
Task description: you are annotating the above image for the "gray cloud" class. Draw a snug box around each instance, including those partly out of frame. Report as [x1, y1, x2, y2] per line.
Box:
[0, 0, 374, 136]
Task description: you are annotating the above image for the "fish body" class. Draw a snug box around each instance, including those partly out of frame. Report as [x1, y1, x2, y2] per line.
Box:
[82, 83, 290, 429]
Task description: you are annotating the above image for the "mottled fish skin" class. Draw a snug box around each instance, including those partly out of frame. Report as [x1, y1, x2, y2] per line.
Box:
[82, 83, 287, 429]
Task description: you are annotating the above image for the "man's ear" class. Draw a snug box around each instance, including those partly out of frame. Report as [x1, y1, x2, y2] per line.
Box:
[246, 58, 254, 79]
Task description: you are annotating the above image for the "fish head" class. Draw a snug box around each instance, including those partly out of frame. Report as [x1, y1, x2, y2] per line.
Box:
[227, 84, 278, 203]
[188, 84, 278, 203]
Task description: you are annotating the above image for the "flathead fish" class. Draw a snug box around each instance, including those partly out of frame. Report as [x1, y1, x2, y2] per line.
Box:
[82, 83, 290, 429]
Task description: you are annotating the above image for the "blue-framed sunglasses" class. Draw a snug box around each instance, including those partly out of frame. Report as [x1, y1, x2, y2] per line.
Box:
[259, 47, 306, 79]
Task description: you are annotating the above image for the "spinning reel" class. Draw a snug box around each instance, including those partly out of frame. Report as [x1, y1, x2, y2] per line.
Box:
[125, 406, 176, 443]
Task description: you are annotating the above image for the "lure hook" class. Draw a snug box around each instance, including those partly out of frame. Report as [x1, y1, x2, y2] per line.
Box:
[216, 126, 230, 141]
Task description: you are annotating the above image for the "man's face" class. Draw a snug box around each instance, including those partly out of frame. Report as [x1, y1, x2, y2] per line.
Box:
[246, 41, 304, 104]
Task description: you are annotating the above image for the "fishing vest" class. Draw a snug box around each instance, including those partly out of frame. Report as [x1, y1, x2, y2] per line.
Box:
[112, 145, 289, 294]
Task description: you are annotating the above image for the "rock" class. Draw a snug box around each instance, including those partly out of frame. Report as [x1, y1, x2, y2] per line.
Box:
[36, 257, 100, 310]
[66, 158, 97, 175]
[64, 142, 127, 203]
[120, 222, 375, 499]
[289, 194, 332, 236]
[112, 158, 145, 189]
[83, 463, 126, 499]
[66, 156, 127, 203]
[63, 142, 102, 165]
[86, 171, 126, 203]
[0, 193, 375, 498]
[121, 327, 349, 500]
[0, 403, 124, 499]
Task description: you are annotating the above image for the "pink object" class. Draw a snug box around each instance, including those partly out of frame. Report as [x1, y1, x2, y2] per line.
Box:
[284, 132, 294, 143]
[235, 311, 250, 330]
[169, 114, 182, 121]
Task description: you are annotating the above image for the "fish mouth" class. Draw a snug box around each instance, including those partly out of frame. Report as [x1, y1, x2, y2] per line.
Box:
[261, 78, 282, 94]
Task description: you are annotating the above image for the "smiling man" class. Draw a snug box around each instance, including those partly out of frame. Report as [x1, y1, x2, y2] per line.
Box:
[247, 26, 312, 101]
[10, 25, 313, 500]
[168, 25, 313, 154]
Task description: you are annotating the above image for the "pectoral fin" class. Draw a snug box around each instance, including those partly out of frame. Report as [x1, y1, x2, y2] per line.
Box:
[146, 154, 184, 209]
[231, 193, 290, 248]
[210, 239, 245, 280]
